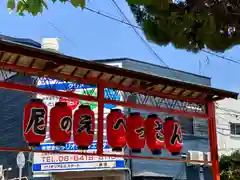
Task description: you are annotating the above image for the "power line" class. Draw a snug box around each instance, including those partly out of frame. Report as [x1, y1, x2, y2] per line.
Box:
[201, 49, 240, 65]
[84, 7, 141, 29]
[47, 5, 171, 68]
[83, 6, 240, 65]
[46, 4, 240, 66]
[216, 106, 240, 115]
[1, 2, 239, 65]
[217, 112, 240, 117]
[109, 0, 170, 68]
[46, 4, 240, 73]
[46, 20, 78, 48]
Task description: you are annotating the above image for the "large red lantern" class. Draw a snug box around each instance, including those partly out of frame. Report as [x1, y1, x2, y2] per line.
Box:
[144, 114, 165, 155]
[126, 112, 145, 153]
[23, 98, 48, 147]
[164, 116, 183, 156]
[50, 102, 72, 146]
[73, 105, 95, 149]
[107, 109, 126, 151]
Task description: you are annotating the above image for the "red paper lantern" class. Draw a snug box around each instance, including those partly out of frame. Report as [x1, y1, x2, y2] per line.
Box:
[50, 102, 72, 146]
[164, 116, 183, 155]
[23, 98, 47, 147]
[73, 105, 95, 149]
[107, 109, 126, 151]
[145, 114, 165, 155]
[126, 112, 145, 153]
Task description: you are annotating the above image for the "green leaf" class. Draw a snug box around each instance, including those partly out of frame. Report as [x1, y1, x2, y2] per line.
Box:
[7, 0, 15, 10]
[70, 0, 85, 8]
[27, 0, 42, 16]
[16, 1, 25, 13]
[79, 0, 85, 8]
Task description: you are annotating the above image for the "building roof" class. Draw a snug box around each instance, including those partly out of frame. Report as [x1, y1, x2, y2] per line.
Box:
[0, 34, 41, 48]
[0, 40, 238, 102]
[93, 57, 211, 80]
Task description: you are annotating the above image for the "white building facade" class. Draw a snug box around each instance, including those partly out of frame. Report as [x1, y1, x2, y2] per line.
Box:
[216, 98, 240, 156]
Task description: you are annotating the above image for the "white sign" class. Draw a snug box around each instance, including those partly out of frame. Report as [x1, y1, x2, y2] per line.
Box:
[17, 152, 25, 169]
[32, 141, 124, 172]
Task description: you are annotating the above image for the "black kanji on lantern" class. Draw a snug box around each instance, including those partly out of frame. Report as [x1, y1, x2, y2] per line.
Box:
[135, 127, 145, 139]
[77, 115, 94, 134]
[155, 120, 164, 141]
[170, 123, 182, 145]
[60, 116, 72, 133]
[113, 118, 126, 130]
[25, 108, 46, 135]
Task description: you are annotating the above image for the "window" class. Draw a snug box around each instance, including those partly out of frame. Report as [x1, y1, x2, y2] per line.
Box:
[178, 116, 194, 135]
[230, 123, 240, 135]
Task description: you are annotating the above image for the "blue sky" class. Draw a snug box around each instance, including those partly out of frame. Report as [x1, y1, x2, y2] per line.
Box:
[0, 0, 240, 92]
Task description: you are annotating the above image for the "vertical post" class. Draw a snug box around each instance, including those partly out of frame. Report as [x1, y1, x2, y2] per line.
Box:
[19, 167, 22, 180]
[127, 107, 133, 180]
[207, 101, 220, 180]
[127, 94, 136, 180]
[97, 82, 104, 155]
[6, 170, 8, 180]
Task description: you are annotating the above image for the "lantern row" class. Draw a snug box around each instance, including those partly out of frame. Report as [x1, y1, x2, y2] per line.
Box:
[23, 99, 183, 155]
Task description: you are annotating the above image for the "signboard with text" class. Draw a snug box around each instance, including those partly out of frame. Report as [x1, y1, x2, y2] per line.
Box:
[32, 141, 124, 172]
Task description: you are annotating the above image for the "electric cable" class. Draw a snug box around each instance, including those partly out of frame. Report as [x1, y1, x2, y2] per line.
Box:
[1, 2, 239, 66]
[201, 49, 240, 65]
[84, 7, 141, 29]
[109, 0, 170, 68]
[45, 5, 182, 79]
[83, 6, 240, 65]
[216, 106, 240, 115]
